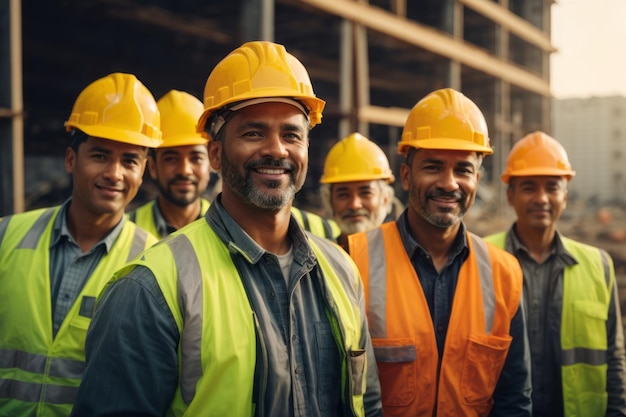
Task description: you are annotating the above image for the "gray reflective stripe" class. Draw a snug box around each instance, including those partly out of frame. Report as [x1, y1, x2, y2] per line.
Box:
[470, 235, 495, 333]
[127, 227, 148, 261]
[366, 228, 387, 338]
[365, 231, 496, 337]
[0, 349, 84, 379]
[0, 215, 11, 246]
[17, 208, 56, 249]
[166, 235, 204, 405]
[0, 377, 78, 405]
[562, 347, 607, 366]
[600, 249, 611, 287]
[373, 345, 416, 362]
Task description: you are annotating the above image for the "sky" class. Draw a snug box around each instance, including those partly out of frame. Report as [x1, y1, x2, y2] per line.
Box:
[550, 0, 626, 98]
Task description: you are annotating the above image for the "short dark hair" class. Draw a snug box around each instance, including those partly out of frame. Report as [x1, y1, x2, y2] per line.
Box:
[69, 129, 89, 152]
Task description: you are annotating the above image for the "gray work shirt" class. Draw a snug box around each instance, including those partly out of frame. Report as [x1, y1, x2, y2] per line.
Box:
[49, 198, 124, 336]
[72, 196, 382, 417]
[504, 225, 626, 417]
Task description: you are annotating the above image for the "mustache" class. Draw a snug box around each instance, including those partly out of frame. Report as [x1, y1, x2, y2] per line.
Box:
[341, 209, 370, 218]
[427, 189, 465, 200]
[246, 157, 295, 171]
[168, 175, 198, 185]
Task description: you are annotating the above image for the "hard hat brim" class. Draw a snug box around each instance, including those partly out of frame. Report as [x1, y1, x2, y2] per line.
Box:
[398, 138, 494, 155]
[66, 123, 163, 148]
[501, 168, 576, 184]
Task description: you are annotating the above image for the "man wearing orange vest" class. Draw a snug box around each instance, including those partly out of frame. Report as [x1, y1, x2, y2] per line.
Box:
[348, 88, 532, 416]
[485, 132, 626, 417]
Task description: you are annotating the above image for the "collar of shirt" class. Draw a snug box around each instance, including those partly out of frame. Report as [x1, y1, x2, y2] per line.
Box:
[151, 200, 176, 238]
[50, 197, 125, 254]
[205, 195, 316, 268]
[395, 210, 469, 265]
[507, 224, 577, 268]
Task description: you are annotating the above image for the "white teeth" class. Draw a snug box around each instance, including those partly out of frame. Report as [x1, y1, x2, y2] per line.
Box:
[257, 168, 284, 174]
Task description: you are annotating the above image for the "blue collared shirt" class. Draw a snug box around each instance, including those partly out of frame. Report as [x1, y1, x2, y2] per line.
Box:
[49, 198, 124, 336]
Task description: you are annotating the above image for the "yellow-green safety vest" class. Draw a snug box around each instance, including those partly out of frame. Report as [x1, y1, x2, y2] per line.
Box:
[0, 207, 157, 417]
[485, 232, 613, 417]
[110, 218, 367, 416]
[128, 198, 211, 239]
[291, 207, 341, 240]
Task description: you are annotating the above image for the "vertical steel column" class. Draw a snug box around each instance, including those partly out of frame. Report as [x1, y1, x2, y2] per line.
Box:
[240, 0, 274, 41]
[0, 0, 24, 216]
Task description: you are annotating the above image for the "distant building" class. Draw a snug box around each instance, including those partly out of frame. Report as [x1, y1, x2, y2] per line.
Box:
[553, 96, 626, 205]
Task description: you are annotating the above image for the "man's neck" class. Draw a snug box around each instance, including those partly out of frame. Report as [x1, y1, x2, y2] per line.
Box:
[157, 196, 202, 230]
[219, 190, 292, 255]
[66, 202, 121, 252]
[407, 211, 460, 272]
[513, 223, 556, 264]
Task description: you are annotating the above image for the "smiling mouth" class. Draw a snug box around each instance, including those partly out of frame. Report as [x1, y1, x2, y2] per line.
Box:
[256, 167, 287, 175]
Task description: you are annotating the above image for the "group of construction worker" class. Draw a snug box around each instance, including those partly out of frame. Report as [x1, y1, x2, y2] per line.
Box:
[0, 40, 624, 417]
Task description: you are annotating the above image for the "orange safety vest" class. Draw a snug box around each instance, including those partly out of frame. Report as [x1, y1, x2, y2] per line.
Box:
[348, 222, 523, 417]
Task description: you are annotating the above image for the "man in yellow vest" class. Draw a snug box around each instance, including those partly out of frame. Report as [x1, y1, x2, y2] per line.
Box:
[484, 131, 626, 417]
[348, 88, 532, 416]
[319, 132, 396, 250]
[71, 41, 382, 417]
[128, 90, 211, 239]
[0, 73, 160, 416]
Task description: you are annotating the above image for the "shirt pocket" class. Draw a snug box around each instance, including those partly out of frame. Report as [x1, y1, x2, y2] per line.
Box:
[372, 338, 417, 407]
[461, 333, 511, 407]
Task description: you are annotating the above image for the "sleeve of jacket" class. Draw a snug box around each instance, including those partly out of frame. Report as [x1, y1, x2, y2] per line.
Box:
[70, 266, 180, 417]
[358, 275, 384, 417]
[489, 302, 533, 417]
[606, 277, 626, 417]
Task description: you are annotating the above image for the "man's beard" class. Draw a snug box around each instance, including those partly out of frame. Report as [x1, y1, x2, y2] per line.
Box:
[157, 176, 200, 208]
[412, 188, 469, 228]
[335, 205, 388, 235]
[220, 151, 305, 211]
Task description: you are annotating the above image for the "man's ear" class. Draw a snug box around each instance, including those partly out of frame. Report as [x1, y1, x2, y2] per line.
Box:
[208, 140, 222, 171]
[147, 155, 158, 180]
[65, 147, 76, 174]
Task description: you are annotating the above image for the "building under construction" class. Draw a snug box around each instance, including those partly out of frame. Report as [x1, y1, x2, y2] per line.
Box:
[0, 0, 554, 216]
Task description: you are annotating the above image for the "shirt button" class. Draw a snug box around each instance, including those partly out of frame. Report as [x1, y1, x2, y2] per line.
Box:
[436, 325, 444, 333]
[294, 367, 300, 374]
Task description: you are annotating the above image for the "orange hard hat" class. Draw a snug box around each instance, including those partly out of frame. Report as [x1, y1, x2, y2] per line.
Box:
[501, 131, 575, 184]
[398, 88, 492, 156]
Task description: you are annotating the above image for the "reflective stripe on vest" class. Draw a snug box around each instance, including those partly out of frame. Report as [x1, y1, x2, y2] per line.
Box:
[291, 207, 340, 240]
[129, 199, 211, 239]
[485, 231, 612, 417]
[349, 222, 522, 416]
[365, 227, 496, 336]
[125, 218, 365, 417]
[0, 207, 156, 417]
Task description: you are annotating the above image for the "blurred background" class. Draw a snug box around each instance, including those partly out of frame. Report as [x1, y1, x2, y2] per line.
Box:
[2, 0, 626, 303]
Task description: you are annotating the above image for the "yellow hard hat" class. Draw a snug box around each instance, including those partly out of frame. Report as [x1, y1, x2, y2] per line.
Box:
[197, 41, 326, 139]
[64, 72, 162, 148]
[501, 131, 575, 184]
[320, 132, 394, 184]
[156, 90, 208, 147]
[398, 88, 493, 156]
